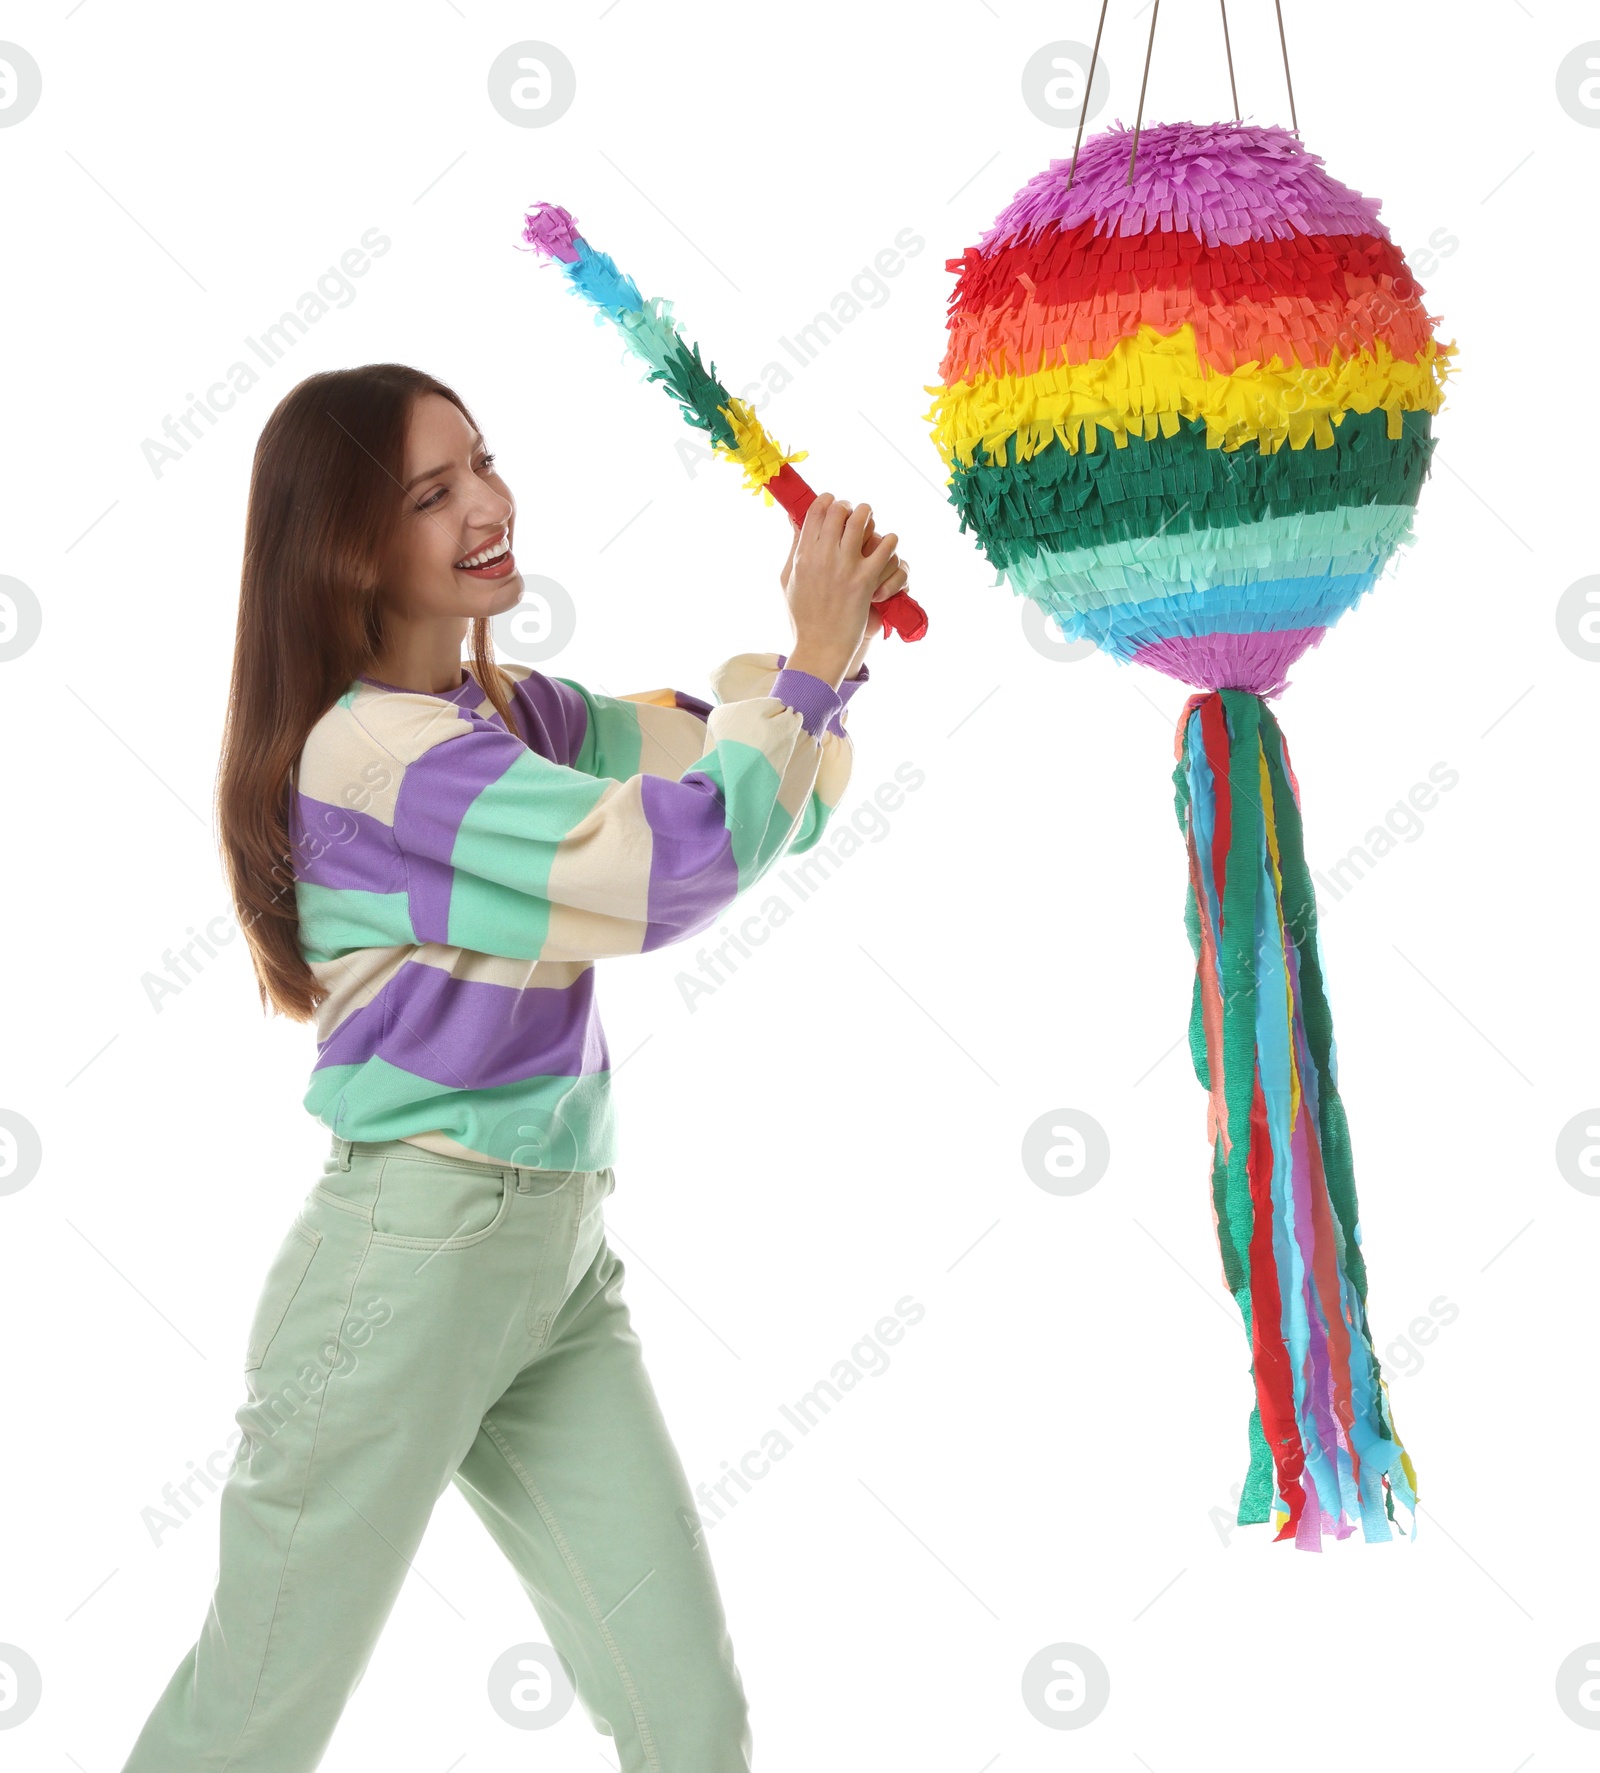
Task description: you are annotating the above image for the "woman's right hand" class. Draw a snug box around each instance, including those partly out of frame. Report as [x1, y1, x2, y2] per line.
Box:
[779, 493, 898, 688]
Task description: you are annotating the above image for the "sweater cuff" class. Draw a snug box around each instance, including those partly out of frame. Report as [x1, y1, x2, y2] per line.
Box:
[830, 662, 869, 736]
[674, 688, 715, 722]
[769, 667, 843, 739]
[774, 656, 868, 739]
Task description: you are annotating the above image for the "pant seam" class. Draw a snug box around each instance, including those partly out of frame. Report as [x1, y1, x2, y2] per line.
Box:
[218, 1217, 379, 1773]
[478, 1411, 663, 1773]
[527, 1179, 585, 1348]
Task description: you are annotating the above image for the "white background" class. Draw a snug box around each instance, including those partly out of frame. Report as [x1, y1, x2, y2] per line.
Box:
[2, 0, 1596, 1767]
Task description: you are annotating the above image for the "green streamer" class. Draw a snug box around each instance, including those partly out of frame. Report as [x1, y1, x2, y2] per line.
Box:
[1256, 701, 1370, 1304]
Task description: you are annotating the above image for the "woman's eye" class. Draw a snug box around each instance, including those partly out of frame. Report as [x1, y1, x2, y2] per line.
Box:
[416, 454, 492, 510]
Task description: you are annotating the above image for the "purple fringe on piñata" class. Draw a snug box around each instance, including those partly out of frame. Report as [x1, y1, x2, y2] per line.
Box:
[1134, 627, 1329, 697]
[978, 121, 1390, 252]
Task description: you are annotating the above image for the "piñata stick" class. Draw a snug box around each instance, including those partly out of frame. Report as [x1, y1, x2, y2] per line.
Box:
[520, 202, 928, 643]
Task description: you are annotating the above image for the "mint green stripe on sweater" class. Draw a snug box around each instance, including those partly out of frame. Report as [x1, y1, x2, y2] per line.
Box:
[556, 677, 644, 780]
[784, 786, 834, 857]
[444, 874, 554, 959]
[685, 739, 789, 887]
[303, 1059, 616, 1171]
[295, 883, 416, 962]
[445, 751, 612, 955]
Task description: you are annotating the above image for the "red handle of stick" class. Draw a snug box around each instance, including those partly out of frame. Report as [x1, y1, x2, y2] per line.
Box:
[765, 464, 929, 643]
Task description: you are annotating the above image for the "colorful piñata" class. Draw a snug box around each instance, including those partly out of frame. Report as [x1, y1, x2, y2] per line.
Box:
[930, 121, 1454, 1548]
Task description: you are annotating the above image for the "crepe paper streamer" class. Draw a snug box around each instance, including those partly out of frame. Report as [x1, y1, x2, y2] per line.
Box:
[521, 202, 928, 645]
[1174, 691, 1417, 1544]
[931, 121, 1453, 1548]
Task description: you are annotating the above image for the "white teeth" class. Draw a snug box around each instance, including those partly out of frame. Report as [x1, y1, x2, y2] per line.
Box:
[456, 538, 509, 569]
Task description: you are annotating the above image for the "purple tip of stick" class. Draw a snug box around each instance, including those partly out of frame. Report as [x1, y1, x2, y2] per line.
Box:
[522, 202, 581, 263]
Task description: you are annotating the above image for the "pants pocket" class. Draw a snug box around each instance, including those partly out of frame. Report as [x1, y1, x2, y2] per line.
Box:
[369, 1154, 511, 1249]
[244, 1218, 322, 1372]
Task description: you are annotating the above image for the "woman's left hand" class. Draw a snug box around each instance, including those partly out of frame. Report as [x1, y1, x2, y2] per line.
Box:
[780, 506, 908, 679]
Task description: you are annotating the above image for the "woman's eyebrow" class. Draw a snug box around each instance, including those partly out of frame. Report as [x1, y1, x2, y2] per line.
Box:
[403, 432, 486, 492]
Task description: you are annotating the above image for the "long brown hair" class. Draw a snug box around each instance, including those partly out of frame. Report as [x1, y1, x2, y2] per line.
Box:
[216, 364, 518, 1023]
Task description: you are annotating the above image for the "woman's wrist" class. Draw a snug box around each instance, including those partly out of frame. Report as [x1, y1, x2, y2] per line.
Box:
[782, 643, 853, 690]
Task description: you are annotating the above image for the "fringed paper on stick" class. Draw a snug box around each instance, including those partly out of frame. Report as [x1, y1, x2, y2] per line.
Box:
[522, 202, 928, 643]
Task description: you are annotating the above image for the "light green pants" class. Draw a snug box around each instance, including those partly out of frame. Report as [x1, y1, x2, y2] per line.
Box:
[122, 1136, 751, 1772]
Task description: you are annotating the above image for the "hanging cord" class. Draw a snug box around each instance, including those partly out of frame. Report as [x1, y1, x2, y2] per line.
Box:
[1274, 0, 1299, 134]
[1219, 0, 1240, 119]
[1067, 0, 1110, 190]
[1127, 0, 1160, 184]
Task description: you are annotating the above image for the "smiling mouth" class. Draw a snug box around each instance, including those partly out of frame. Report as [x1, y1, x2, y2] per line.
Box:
[453, 534, 516, 577]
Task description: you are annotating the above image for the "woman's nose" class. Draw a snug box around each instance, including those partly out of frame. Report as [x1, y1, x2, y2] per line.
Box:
[469, 491, 513, 532]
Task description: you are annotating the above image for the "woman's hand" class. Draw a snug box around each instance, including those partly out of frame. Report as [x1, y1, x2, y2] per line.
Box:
[778, 495, 906, 686]
[851, 518, 909, 677]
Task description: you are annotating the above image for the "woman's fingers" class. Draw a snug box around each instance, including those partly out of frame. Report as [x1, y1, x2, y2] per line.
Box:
[863, 527, 899, 571]
[873, 549, 907, 589]
[874, 559, 910, 595]
[842, 501, 873, 544]
[803, 491, 837, 535]
[792, 494, 904, 626]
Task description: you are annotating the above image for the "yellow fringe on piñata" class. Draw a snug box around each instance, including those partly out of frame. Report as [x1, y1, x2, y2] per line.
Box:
[927, 324, 1455, 467]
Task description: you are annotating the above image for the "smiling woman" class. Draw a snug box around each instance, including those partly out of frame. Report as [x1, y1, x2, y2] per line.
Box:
[376, 395, 528, 673]
[120, 361, 908, 1773]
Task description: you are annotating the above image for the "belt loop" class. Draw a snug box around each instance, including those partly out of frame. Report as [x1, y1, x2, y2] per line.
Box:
[512, 1162, 532, 1193]
[337, 1136, 354, 1173]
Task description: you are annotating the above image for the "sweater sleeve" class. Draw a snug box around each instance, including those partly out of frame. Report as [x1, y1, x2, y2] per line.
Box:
[549, 651, 864, 862]
[774, 655, 870, 739]
[552, 655, 869, 777]
[375, 660, 854, 963]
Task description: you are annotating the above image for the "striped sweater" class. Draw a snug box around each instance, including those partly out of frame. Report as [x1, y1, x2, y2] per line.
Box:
[290, 650, 867, 1170]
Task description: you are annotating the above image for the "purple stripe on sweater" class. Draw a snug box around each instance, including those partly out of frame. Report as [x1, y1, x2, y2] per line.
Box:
[508, 672, 590, 765]
[775, 655, 867, 738]
[674, 688, 715, 721]
[775, 653, 870, 695]
[637, 773, 741, 952]
[392, 727, 524, 943]
[313, 958, 609, 1088]
[769, 668, 842, 738]
[358, 666, 591, 767]
[290, 794, 407, 892]
[830, 662, 868, 736]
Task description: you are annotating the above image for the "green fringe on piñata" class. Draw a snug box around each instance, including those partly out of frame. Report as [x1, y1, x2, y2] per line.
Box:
[949, 410, 1436, 569]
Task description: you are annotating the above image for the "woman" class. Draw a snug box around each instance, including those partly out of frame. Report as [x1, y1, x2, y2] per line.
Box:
[121, 363, 906, 1771]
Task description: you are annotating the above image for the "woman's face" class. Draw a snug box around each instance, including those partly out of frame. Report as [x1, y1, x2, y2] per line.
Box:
[386, 392, 522, 622]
